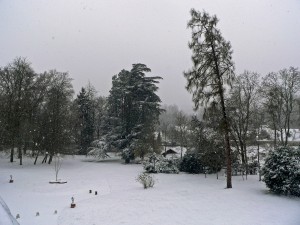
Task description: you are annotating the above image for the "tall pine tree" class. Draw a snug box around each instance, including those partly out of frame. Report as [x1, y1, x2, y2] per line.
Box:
[184, 9, 235, 188]
[75, 87, 95, 155]
[105, 64, 162, 163]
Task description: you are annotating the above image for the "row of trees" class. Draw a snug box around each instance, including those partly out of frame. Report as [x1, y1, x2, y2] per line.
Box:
[1, 9, 299, 191]
[0, 58, 162, 165]
[0, 58, 75, 165]
[160, 66, 300, 181]
[181, 9, 300, 188]
[0, 58, 108, 164]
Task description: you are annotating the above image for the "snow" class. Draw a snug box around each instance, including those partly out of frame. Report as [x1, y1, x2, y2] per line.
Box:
[0, 155, 300, 225]
[0, 197, 19, 225]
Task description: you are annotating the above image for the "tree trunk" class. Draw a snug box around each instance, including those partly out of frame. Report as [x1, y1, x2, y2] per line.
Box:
[18, 146, 22, 165]
[218, 79, 232, 188]
[10, 146, 14, 163]
[180, 145, 183, 159]
[23, 141, 28, 155]
[223, 119, 232, 188]
[34, 151, 39, 165]
[48, 154, 53, 164]
[211, 42, 232, 188]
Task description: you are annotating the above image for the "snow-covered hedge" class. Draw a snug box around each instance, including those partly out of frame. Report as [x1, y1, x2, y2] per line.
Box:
[143, 153, 179, 174]
[262, 146, 300, 197]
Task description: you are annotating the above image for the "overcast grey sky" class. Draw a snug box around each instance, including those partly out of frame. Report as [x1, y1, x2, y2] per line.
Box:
[1, 0, 299, 113]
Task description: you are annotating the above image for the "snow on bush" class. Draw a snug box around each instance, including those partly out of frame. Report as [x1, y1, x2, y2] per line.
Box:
[262, 146, 300, 197]
[87, 140, 109, 159]
[143, 153, 179, 174]
[122, 148, 135, 163]
[136, 172, 156, 189]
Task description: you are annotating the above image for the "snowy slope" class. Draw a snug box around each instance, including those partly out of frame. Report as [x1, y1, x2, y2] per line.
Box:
[0, 156, 299, 225]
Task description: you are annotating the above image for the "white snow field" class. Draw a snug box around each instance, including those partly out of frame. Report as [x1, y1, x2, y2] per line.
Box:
[0, 196, 19, 225]
[0, 155, 300, 225]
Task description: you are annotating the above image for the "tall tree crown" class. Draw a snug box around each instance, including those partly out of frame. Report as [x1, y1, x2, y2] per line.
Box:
[184, 9, 235, 109]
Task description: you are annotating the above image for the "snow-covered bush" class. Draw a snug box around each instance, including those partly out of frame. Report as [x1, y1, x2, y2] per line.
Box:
[180, 151, 203, 174]
[156, 158, 179, 174]
[87, 140, 109, 159]
[136, 172, 155, 189]
[262, 146, 300, 197]
[143, 153, 179, 174]
[122, 148, 135, 163]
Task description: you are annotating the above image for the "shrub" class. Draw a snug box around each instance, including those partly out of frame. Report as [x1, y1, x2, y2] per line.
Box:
[156, 158, 179, 174]
[122, 148, 135, 163]
[180, 151, 203, 174]
[136, 172, 155, 189]
[143, 153, 179, 174]
[262, 146, 300, 197]
[87, 140, 109, 159]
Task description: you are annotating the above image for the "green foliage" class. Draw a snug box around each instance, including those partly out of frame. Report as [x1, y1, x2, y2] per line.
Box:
[184, 9, 235, 110]
[180, 151, 203, 174]
[122, 148, 135, 164]
[184, 9, 235, 188]
[105, 64, 162, 162]
[75, 87, 95, 155]
[262, 146, 300, 197]
[186, 116, 224, 173]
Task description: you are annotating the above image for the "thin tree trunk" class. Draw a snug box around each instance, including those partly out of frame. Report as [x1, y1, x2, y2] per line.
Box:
[10, 145, 14, 163]
[218, 80, 232, 188]
[23, 141, 28, 155]
[223, 118, 232, 188]
[18, 146, 22, 165]
[34, 150, 40, 165]
[48, 154, 53, 164]
[211, 43, 232, 188]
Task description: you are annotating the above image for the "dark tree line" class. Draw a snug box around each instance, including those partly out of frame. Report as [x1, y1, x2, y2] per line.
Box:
[0, 58, 162, 165]
[0, 58, 75, 164]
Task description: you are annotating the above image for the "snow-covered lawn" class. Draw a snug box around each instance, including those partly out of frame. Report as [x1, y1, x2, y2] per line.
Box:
[0, 155, 300, 225]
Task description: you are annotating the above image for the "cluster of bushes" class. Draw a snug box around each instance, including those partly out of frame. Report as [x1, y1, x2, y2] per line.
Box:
[142, 150, 224, 175]
[179, 152, 203, 174]
[143, 153, 179, 174]
[262, 146, 300, 197]
[140, 145, 300, 198]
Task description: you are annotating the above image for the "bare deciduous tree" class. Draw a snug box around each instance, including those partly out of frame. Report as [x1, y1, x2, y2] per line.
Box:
[260, 67, 300, 146]
[227, 71, 259, 177]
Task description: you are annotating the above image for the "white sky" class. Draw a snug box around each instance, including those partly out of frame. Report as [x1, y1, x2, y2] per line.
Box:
[0, 0, 299, 113]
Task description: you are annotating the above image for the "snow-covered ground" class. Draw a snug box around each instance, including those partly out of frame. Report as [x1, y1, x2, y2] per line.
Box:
[0, 196, 19, 225]
[0, 155, 300, 225]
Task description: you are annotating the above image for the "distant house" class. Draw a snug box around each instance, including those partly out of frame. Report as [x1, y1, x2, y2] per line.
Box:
[162, 149, 178, 157]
